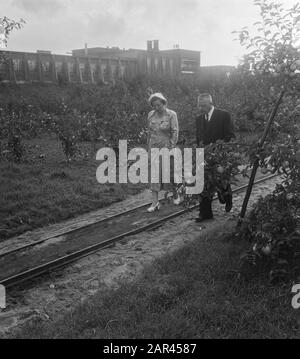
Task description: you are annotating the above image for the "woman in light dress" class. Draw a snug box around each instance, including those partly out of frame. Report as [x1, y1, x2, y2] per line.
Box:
[147, 92, 181, 212]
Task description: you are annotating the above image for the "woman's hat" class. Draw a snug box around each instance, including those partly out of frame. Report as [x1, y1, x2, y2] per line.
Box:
[148, 92, 167, 105]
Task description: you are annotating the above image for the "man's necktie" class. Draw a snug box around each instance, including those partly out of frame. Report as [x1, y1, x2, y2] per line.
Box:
[203, 113, 208, 133]
[205, 113, 209, 126]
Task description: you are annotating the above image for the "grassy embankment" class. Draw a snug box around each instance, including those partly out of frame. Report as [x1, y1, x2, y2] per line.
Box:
[9, 222, 299, 339]
[0, 134, 146, 241]
[0, 129, 261, 241]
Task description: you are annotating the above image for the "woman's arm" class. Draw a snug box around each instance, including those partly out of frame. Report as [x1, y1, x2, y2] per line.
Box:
[169, 111, 179, 147]
[146, 111, 154, 148]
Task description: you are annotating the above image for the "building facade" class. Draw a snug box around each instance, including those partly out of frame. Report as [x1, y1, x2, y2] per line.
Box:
[0, 40, 201, 84]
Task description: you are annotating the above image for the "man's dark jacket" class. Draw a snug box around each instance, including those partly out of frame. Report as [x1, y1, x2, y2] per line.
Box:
[196, 108, 235, 146]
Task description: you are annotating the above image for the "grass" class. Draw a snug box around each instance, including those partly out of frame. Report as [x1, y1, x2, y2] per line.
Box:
[0, 130, 261, 242]
[9, 222, 300, 339]
[0, 134, 146, 241]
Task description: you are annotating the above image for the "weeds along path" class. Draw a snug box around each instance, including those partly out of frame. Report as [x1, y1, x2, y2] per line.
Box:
[0, 172, 276, 286]
[0, 165, 264, 257]
[0, 187, 153, 256]
[0, 175, 282, 335]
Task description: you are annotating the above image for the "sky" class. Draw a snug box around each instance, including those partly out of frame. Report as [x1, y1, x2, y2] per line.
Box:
[1, 0, 299, 66]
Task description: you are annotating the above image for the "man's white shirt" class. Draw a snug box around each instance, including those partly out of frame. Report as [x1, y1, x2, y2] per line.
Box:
[206, 106, 215, 122]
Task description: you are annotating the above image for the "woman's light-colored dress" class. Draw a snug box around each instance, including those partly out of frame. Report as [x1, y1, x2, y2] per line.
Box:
[147, 108, 179, 192]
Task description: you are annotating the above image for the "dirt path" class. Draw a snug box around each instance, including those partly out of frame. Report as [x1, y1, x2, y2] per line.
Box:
[0, 165, 251, 256]
[0, 189, 153, 256]
[0, 176, 282, 335]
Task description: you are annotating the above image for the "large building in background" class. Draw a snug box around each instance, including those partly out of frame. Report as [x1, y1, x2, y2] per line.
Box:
[0, 40, 201, 84]
[72, 40, 201, 76]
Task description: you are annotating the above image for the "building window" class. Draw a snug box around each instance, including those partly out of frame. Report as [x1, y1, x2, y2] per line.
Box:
[100, 63, 106, 74]
[146, 57, 151, 72]
[90, 63, 96, 74]
[13, 59, 23, 71]
[110, 63, 117, 76]
[0, 60, 7, 73]
[28, 60, 37, 72]
[41, 61, 50, 72]
[67, 62, 75, 72]
[169, 59, 174, 73]
[120, 62, 125, 77]
[55, 61, 63, 72]
[181, 59, 197, 73]
[79, 63, 86, 71]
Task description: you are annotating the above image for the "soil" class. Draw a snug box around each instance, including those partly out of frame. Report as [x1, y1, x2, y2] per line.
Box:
[0, 176, 282, 336]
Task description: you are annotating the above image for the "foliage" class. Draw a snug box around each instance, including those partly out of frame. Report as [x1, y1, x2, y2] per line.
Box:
[0, 1, 299, 287]
[237, 186, 300, 284]
[0, 16, 25, 46]
[233, 0, 300, 86]
[0, 105, 24, 162]
[0, 17, 25, 60]
[231, 0, 300, 283]
[180, 140, 243, 207]
[235, 92, 300, 282]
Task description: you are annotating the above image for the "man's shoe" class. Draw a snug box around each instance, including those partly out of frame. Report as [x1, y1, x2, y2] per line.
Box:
[194, 215, 214, 223]
[173, 196, 182, 205]
[224, 194, 233, 212]
[217, 191, 226, 204]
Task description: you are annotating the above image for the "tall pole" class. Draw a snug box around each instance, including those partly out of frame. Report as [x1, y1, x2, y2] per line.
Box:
[237, 89, 285, 227]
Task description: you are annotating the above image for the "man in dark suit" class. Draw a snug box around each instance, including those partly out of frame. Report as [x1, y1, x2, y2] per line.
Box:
[195, 93, 235, 222]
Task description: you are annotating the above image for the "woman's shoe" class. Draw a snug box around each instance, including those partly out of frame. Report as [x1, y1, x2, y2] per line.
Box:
[147, 202, 160, 213]
[173, 196, 182, 205]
